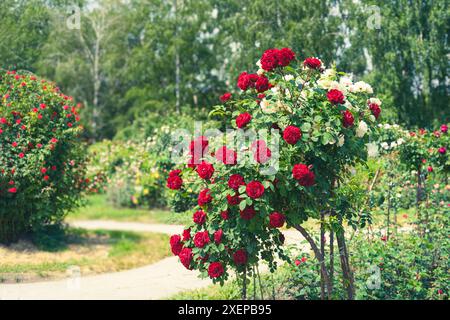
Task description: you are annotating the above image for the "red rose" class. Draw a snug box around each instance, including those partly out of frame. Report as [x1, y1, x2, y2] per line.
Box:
[269, 212, 286, 228]
[441, 124, 448, 133]
[283, 125, 302, 145]
[7, 187, 17, 193]
[236, 112, 252, 128]
[252, 140, 272, 164]
[215, 146, 237, 165]
[233, 249, 248, 265]
[438, 147, 446, 154]
[193, 231, 210, 248]
[169, 169, 182, 177]
[427, 166, 433, 173]
[179, 247, 193, 269]
[277, 48, 296, 67]
[292, 164, 315, 186]
[196, 161, 214, 179]
[182, 228, 191, 241]
[227, 193, 242, 206]
[327, 89, 345, 105]
[255, 76, 270, 93]
[303, 57, 322, 69]
[220, 92, 232, 102]
[208, 262, 224, 278]
[170, 234, 183, 256]
[240, 206, 256, 220]
[260, 49, 279, 71]
[246, 180, 265, 199]
[237, 72, 251, 91]
[228, 174, 245, 190]
[368, 103, 381, 119]
[220, 210, 230, 220]
[214, 229, 223, 244]
[342, 110, 354, 128]
[167, 174, 182, 190]
[198, 188, 212, 207]
[189, 136, 209, 160]
[193, 210, 207, 225]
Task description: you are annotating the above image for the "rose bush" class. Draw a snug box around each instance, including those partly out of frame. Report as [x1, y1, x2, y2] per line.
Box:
[0, 71, 85, 243]
[166, 48, 382, 298]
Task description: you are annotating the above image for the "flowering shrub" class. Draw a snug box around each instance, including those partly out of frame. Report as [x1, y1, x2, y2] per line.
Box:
[0, 71, 85, 243]
[166, 48, 382, 297]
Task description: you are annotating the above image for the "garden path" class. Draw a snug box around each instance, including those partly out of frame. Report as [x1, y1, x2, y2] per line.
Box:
[0, 220, 304, 300]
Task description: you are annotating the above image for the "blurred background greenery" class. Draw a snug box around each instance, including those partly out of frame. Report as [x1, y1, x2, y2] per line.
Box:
[1, 0, 448, 141]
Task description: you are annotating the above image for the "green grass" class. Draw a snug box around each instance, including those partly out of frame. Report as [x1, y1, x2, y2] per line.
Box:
[68, 194, 191, 225]
[0, 228, 171, 283]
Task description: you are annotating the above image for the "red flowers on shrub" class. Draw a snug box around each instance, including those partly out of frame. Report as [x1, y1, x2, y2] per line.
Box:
[246, 180, 265, 199]
[369, 103, 381, 119]
[240, 206, 256, 220]
[167, 170, 183, 190]
[441, 124, 448, 133]
[214, 229, 223, 244]
[228, 174, 245, 190]
[260, 48, 296, 71]
[438, 147, 446, 154]
[342, 110, 355, 128]
[252, 140, 271, 164]
[7, 187, 17, 193]
[292, 164, 315, 186]
[233, 249, 248, 265]
[227, 193, 241, 206]
[194, 231, 210, 248]
[179, 247, 193, 269]
[182, 228, 191, 241]
[303, 57, 322, 70]
[236, 112, 252, 128]
[220, 210, 230, 220]
[170, 234, 183, 255]
[327, 89, 345, 105]
[208, 262, 224, 278]
[193, 210, 207, 225]
[255, 76, 270, 93]
[198, 189, 212, 207]
[196, 161, 214, 179]
[283, 125, 302, 145]
[220, 92, 232, 102]
[269, 212, 286, 228]
[215, 146, 237, 165]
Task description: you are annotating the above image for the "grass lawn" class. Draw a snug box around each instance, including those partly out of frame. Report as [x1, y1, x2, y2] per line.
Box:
[0, 228, 170, 283]
[68, 194, 191, 225]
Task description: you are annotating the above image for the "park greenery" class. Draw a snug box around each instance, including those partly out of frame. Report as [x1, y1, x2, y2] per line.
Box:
[0, 0, 448, 300]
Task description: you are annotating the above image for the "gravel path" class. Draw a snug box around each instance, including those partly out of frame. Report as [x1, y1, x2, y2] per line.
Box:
[0, 220, 304, 300]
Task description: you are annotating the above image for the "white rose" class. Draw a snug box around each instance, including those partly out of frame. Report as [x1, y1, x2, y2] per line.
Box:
[337, 135, 345, 147]
[283, 74, 294, 82]
[322, 68, 336, 79]
[356, 121, 368, 138]
[367, 142, 379, 158]
[339, 76, 353, 88]
[368, 97, 382, 106]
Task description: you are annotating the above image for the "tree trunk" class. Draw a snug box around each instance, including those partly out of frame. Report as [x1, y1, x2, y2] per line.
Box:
[336, 229, 355, 300]
[320, 211, 326, 299]
[292, 223, 332, 299]
[329, 229, 334, 294]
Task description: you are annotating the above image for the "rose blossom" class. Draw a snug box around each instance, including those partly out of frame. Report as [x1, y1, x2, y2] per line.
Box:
[193, 210, 207, 225]
[240, 206, 256, 220]
[327, 89, 345, 105]
[196, 161, 214, 179]
[269, 212, 286, 228]
[236, 112, 252, 128]
[170, 234, 183, 256]
[198, 189, 212, 206]
[179, 247, 193, 269]
[228, 174, 245, 190]
[292, 164, 315, 186]
[208, 262, 224, 278]
[233, 249, 248, 265]
[246, 180, 265, 199]
[283, 125, 302, 145]
[193, 231, 210, 248]
[220, 92, 232, 102]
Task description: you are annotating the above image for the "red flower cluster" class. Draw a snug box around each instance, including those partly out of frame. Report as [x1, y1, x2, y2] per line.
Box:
[292, 164, 315, 186]
[214, 229, 223, 244]
[167, 170, 183, 190]
[342, 110, 355, 128]
[227, 193, 241, 206]
[269, 212, 286, 228]
[260, 48, 296, 71]
[179, 247, 193, 269]
[283, 125, 302, 145]
[189, 136, 209, 165]
[236, 112, 252, 128]
[368, 103, 381, 119]
[240, 206, 256, 220]
[208, 261, 224, 278]
[440, 124, 448, 133]
[220, 92, 232, 102]
[303, 57, 322, 70]
[246, 180, 265, 199]
[198, 188, 212, 206]
[327, 89, 345, 105]
[237, 72, 270, 93]
[196, 161, 215, 179]
[251, 140, 271, 164]
[233, 249, 248, 265]
[193, 210, 207, 225]
[170, 234, 183, 255]
[194, 230, 210, 248]
[228, 174, 245, 190]
[215, 146, 237, 165]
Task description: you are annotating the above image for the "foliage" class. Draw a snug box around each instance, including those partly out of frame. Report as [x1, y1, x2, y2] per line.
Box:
[0, 71, 85, 243]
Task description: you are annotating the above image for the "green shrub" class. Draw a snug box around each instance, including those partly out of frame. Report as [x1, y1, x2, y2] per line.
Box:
[0, 71, 85, 243]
